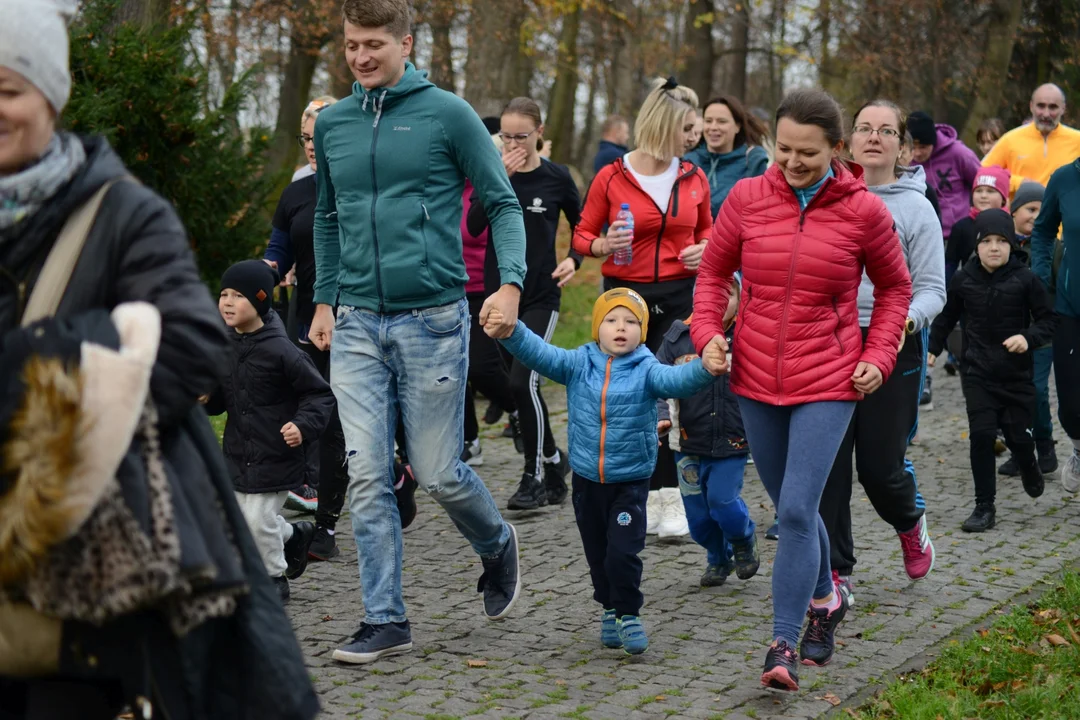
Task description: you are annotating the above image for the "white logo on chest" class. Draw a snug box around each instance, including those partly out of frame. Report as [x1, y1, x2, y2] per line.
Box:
[527, 197, 547, 213]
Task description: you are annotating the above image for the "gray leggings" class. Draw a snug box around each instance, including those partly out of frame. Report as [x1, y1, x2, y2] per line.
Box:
[738, 397, 855, 647]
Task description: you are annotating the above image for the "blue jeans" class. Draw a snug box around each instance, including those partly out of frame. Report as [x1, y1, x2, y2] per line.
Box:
[1034, 346, 1054, 442]
[331, 299, 511, 624]
[737, 398, 855, 648]
[675, 453, 754, 567]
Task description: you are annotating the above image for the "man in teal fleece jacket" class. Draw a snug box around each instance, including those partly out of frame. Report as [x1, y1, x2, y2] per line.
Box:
[309, 0, 528, 666]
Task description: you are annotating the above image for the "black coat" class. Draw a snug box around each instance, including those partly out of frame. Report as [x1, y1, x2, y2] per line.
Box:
[0, 136, 318, 719]
[655, 319, 748, 459]
[928, 255, 1056, 383]
[206, 312, 333, 493]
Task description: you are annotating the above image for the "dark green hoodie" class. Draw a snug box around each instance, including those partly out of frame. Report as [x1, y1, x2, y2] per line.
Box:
[312, 63, 526, 312]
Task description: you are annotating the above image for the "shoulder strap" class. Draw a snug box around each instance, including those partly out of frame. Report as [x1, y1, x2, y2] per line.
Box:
[21, 178, 126, 327]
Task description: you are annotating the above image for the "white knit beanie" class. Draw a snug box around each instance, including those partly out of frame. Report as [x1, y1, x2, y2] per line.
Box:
[0, 0, 75, 113]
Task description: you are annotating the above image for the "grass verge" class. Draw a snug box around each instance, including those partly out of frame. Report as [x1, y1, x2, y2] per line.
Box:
[854, 571, 1080, 719]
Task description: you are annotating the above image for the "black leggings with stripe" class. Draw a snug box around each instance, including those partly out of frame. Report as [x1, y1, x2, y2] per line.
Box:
[507, 305, 560, 476]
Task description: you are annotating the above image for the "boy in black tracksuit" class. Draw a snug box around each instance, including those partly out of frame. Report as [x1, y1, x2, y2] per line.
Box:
[656, 278, 759, 587]
[206, 261, 334, 601]
[928, 210, 1056, 532]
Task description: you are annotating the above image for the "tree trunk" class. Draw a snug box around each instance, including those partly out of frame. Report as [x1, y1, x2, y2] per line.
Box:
[464, 0, 528, 118]
[425, 0, 457, 91]
[326, 25, 355, 100]
[728, 0, 750, 102]
[682, 0, 714, 103]
[961, 0, 1024, 146]
[577, 61, 601, 171]
[108, 0, 171, 32]
[609, 0, 637, 118]
[546, 6, 583, 165]
[268, 29, 322, 178]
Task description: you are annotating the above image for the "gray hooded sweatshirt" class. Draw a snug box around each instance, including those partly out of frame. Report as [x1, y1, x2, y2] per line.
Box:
[857, 165, 947, 330]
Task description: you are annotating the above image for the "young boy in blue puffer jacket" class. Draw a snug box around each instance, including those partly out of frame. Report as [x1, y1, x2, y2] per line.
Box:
[485, 288, 722, 655]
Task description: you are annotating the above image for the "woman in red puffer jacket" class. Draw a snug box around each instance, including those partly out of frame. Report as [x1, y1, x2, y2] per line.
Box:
[692, 89, 911, 693]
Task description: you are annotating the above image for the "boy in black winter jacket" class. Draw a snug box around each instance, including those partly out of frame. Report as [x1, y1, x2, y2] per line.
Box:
[657, 277, 759, 587]
[928, 210, 1056, 533]
[206, 261, 334, 601]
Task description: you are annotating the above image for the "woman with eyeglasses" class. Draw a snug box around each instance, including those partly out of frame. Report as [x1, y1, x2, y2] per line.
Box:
[572, 77, 712, 538]
[817, 100, 946, 611]
[467, 96, 582, 511]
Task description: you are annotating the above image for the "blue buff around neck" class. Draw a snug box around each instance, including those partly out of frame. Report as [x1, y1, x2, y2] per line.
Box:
[793, 166, 834, 211]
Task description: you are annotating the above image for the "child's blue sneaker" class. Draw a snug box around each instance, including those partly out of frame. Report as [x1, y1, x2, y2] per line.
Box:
[617, 615, 649, 655]
[601, 608, 621, 648]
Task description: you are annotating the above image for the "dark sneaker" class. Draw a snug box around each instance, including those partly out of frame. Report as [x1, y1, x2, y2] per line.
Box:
[543, 449, 569, 505]
[998, 456, 1020, 476]
[461, 439, 483, 467]
[284, 521, 315, 579]
[285, 484, 318, 513]
[961, 503, 996, 532]
[920, 375, 933, 409]
[600, 608, 621, 648]
[944, 360, 958, 376]
[332, 621, 413, 664]
[477, 524, 521, 621]
[503, 414, 525, 454]
[765, 516, 779, 541]
[700, 563, 733, 587]
[507, 472, 547, 511]
[1020, 462, 1044, 498]
[483, 401, 504, 425]
[308, 525, 340, 561]
[732, 535, 760, 580]
[273, 575, 290, 603]
[799, 593, 849, 667]
[1037, 440, 1058, 474]
[617, 616, 649, 655]
[395, 464, 418, 530]
[761, 641, 799, 691]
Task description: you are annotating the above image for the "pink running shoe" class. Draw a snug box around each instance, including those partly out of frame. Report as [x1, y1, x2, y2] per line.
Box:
[898, 514, 935, 580]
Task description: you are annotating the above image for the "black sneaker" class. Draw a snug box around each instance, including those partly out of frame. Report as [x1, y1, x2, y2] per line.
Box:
[920, 375, 933, 409]
[477, 523, 521, 621]
[761, 641, 799, 691]
[1020, 462, 1044, 498]
[1037, 439, 1058, 474]
[332, 621, 413, 664]
[732, 535, 760, 580]
[460, 439, 483, 467]
[944, 360, 958, 376]
[395, 464, 418, 529]
[507, 472, 547, 510]
[998, 456, 1020, 477]
[799, 593, 849, 667]
[273, 575, 290, 603]
[543, 449, 569, 505]
[284, 484, 318, 513]
[309, 525, 340, 561]
[503, 414, 525, 454]
[961, 503, 996, 532]
[483, 401, 504, 425]
[700, 562, 733, 587]
[765, 516, 779, 541]
[284, 521, 315, 579]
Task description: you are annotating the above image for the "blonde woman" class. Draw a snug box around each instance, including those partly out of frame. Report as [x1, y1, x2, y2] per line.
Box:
[573, 76, 712, 537]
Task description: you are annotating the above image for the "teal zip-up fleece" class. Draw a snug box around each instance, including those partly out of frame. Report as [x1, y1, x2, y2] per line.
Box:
[312, 63, 526, 312]
[1032, 159, 1080, 317]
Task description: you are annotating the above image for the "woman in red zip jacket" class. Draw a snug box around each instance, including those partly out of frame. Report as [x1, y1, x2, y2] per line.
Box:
[573, 77, 712, 537]
[691, 89, 911, 692]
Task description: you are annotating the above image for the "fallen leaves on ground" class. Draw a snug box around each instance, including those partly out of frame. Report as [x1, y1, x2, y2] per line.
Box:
[467, 659, 488, 668]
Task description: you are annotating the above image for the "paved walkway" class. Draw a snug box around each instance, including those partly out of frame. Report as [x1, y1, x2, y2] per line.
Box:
[287, 368, 1080, 719]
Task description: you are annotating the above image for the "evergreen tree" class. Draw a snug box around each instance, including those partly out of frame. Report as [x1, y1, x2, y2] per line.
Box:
[65, 0, 275, 283]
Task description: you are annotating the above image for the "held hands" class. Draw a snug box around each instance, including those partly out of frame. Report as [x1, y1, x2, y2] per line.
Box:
[701, 334, 730, 376]
[480, 285, 520, 339]
[680, 241, 707, 271]
[281, 422, 303, 448]
[1003, 334, 1029, 354]
[552, 257, 577, 287]
[657, 420, 672, 446]
[852, 362, 884, 394]
[310, 304, 335, 351]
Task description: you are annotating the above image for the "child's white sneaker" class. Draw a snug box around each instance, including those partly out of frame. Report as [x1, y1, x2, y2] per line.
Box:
[657, 487, 689, 538]
[645, 490, 662, 535]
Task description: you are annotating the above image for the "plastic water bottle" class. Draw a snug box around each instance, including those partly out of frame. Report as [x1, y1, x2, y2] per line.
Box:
[613, 203, 634, 266]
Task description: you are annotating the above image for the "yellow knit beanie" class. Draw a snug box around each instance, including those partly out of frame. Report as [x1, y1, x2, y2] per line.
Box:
[591, 288, 650, 342]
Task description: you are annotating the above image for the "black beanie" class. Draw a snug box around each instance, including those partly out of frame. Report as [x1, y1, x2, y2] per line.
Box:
[482, 116, 500, 136]
[974, 208, 1017, 248]
[220, 260, 278, 316]
[907, 111, 936, 146]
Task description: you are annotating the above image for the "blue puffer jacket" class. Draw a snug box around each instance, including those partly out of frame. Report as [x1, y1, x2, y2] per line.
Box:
[500, 321, 716, 483]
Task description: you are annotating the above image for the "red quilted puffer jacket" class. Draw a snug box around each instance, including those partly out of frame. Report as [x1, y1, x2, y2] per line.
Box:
[691, 162, 912, 405]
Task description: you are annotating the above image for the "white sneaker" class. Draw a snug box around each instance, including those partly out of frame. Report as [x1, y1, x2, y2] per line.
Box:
[645, 490, 661, 535]
[657, 487, 689, 538]
[1062, 450, 1080, 494]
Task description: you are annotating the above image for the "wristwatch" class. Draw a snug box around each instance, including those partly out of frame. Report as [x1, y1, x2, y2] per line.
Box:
[904, 317, 916, 335]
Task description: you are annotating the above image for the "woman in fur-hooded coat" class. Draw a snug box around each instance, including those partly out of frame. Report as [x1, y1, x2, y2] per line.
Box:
[0, 1, 318, 718]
